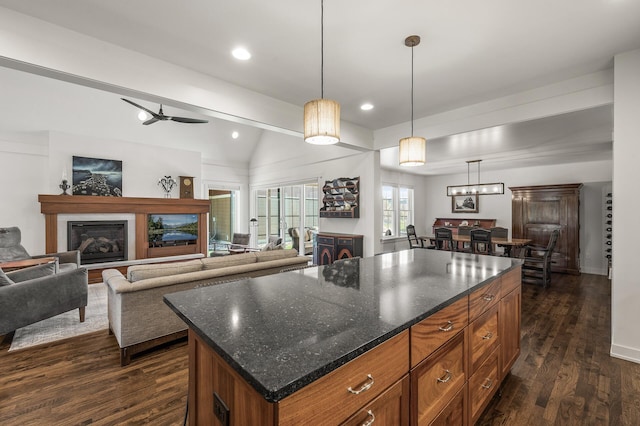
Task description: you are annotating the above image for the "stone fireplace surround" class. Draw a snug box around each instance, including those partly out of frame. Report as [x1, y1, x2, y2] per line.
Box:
[38, 195, 210, 261]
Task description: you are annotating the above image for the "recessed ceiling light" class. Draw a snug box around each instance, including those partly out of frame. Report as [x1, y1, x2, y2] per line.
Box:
[232, 47, 251, 60]
[360, 103, 374, 111]
[232, 131, 239, 139]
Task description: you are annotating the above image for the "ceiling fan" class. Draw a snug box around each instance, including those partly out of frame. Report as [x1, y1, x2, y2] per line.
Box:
[121, 98, 209, 125]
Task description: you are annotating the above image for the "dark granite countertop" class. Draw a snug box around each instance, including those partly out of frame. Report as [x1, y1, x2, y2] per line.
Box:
[164, 249, 521, 403]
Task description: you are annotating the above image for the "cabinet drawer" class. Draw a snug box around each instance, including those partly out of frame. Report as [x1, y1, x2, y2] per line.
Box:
[411, 330, 466, 426]
[501, 267, 521, 295]
[337, 238, 354, 246]
[341, 375, 410, 426]
[469, 346, 500, 425]
[469, 277, 501, 321]
[430, 382, 466, 426]
[469, 304, 499, 375]
[317, 236, 335, 245]
[278, 330, 409, 426]
[411, 296, 469, 368]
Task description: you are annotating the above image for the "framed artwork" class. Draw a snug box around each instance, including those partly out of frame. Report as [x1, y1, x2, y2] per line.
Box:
[72, 156, 123, 196]
[452, 194, 478, 213]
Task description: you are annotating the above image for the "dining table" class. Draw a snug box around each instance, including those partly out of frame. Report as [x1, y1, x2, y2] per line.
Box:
[420, 235, 532, 257]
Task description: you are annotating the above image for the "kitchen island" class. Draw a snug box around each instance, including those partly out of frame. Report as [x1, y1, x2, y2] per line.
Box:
[164, 249, 522, 425]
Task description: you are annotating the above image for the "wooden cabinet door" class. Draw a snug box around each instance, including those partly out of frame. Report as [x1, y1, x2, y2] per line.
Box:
[510, 184, 582, 274]
[500, 286, 521, 380]
[341, 375, 410, 426]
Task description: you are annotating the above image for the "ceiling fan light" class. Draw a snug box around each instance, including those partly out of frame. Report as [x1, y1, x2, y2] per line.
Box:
[304, 98, 340, 145]
[399, 136, 426, 166]
[137, 110, 147, 121]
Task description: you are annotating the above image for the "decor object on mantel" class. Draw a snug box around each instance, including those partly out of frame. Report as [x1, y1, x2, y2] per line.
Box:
[303, 0, 340, 145]
[72, 156, 123, 197]
[447, 159, 504, 196]
[399, 35, 426, 167]
[179, 176, 194, 199]
[320, 176, 359, 218]
[158, 176, 177, 198]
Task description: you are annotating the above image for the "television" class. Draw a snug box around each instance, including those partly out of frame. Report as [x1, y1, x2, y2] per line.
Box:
[148, 214, 198, 247]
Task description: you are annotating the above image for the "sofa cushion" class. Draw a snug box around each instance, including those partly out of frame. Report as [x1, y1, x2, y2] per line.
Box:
[0, 268, 14, 286]
[255, 248, 298, 262]
[127, 259, 203, 282]
[6, 263, 56, 283]
[201, 252, 257, 270]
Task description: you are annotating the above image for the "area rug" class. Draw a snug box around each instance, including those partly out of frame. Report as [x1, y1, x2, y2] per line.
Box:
[9, 283, 108, 352]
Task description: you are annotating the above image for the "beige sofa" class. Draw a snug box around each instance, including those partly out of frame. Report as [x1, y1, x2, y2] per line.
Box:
[102, 249, 309, 365]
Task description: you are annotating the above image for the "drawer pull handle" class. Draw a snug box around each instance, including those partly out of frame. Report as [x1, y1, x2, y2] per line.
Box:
[348, 374, 374, 395]
[436, 370, 452, 384]
[482, 332, 493, 340]
[362, 410, 375, 426]
[482, 378, 493, 389]
[482, 294, 495, 302]
[438, 321, 454, 332]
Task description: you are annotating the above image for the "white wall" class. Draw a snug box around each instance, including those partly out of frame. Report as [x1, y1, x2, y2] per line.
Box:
[0, 130, 204, 256]
[249, 130, 380, 256]
[612, 49, 640, 363]
[423, 159, 612, 275]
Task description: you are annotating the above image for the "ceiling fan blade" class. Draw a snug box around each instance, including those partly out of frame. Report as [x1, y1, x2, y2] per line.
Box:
[143, 117, 160, 125]
[169, 116, 209, 124]
[121, 98, 159, 118]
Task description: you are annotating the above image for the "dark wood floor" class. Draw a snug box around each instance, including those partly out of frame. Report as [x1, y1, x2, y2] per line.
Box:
[0, 273, 638, 425]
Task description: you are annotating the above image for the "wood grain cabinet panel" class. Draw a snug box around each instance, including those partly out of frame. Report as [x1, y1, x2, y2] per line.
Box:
[468, 346, 500, 425]
[279, 331, 409, 426]
[411, 296, 469, 368]
[411, 330, 467, 426]
[510, 183, 582, 274]
[500, 286, 521, 380]
[468, 278, 501, 322]
[341, 375, 410, 426]
[430, 383, 467, 426]
[469, 304, 500, 375]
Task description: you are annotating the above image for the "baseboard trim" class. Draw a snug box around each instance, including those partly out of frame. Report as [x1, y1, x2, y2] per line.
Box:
[581, 266, 607, 276]
[610, 343, 640, 364]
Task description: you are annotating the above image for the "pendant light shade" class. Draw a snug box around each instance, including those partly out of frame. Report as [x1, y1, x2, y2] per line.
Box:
[399, 35, 426, 167]
[399, 136, 426, 166]
[304, 98, 340, 145]
[304, 0, 340, 145]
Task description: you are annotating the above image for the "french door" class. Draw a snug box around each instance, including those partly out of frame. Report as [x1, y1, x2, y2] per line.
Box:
[254, 183, 318, 250]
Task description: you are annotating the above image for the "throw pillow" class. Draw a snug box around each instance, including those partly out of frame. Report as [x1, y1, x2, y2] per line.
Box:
[261, 242, 274, 251]
[0, 268, 15, 286]
[6, 263, 56, 283]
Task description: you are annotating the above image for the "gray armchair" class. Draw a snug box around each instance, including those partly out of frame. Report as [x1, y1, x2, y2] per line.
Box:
[0, 264, 88, 335]
[0, 227, 80, 272]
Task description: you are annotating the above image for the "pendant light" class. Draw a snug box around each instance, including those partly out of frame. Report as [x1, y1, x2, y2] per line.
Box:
[304, 0, 340, 145]
[399, 35, 426, 166]
[446, 160, 505, 196]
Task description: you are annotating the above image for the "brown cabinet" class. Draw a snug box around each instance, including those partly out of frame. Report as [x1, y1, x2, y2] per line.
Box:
[510, 183, 582, 274]
[341, 375, 410, 426]
[431, 218, 496, 236]
[187, 266, 522, 426]
[314, 232, 364, 265]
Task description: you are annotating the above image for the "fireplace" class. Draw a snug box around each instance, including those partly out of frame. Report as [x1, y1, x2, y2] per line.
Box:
[67, 221, 128, 264]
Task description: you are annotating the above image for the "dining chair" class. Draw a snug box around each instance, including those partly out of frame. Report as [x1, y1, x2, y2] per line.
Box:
[406, 225, 425, 249]
[434, 227, 454, 251]
[457, 225, 473, 251]
[470, 228, 493, 255]
[520, 229, 560, 288]
[490, 226, 508, 255]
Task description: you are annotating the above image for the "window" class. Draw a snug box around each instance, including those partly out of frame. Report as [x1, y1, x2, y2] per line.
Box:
[382, 185, 414, 237]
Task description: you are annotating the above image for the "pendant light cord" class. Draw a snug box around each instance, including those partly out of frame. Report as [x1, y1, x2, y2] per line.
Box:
[321, 0, 324, 99]
[410, 43, 414, 137]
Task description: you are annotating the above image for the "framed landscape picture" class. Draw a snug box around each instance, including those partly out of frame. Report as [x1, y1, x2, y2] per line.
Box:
[452, 194, 478, 213]
[72, 156, 123, 196]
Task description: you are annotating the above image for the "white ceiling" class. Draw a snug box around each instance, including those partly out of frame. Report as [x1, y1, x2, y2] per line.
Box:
[0, 0, 637, 174]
